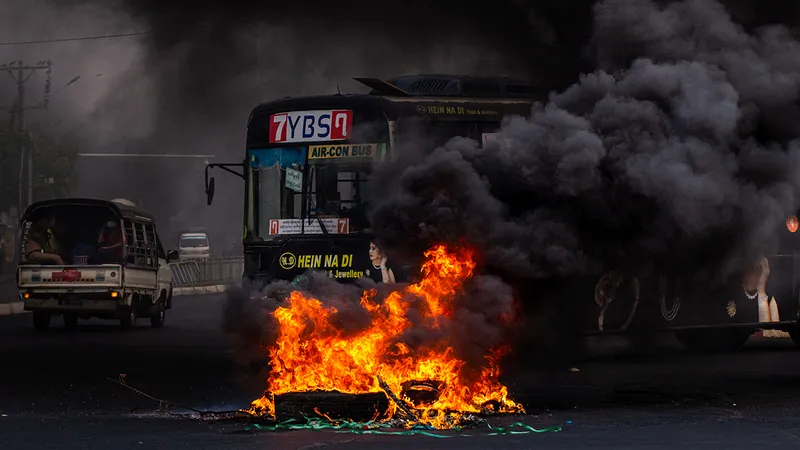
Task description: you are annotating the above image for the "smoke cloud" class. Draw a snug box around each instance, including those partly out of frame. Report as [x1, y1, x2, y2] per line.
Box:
[11, 0, 573, 247]
[372, 0, 800, 283]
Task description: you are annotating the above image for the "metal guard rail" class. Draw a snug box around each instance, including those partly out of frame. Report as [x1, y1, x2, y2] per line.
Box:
[169, 256, 243, 287]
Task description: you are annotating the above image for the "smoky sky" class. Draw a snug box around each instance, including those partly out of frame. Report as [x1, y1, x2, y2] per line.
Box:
[29, 0, 579, 246]
[48, 0, 800, 110]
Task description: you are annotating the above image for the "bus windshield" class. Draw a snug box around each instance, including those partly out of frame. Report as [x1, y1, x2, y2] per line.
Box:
[180, 235, 209, 248]
[247, 112, 389, 240]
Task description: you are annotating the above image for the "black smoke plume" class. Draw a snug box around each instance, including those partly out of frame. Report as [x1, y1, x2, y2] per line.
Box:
[372, 0, 800, 282]
[366, 0, 800, 364]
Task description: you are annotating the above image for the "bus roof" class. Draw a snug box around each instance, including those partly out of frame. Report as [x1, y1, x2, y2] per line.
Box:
[21, 198, 156, 224]
[180, 232, 208, 237]
[247, 94, 533, 148]
[250, 94, 533, 120]
[249, 74, 536, 122]
[246, 74, 537, 148]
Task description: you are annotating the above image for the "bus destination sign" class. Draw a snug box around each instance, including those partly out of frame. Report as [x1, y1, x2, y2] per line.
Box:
[269, 110, 353, 143]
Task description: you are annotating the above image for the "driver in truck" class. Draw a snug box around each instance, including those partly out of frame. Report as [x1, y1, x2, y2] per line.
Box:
[24, 214, 65, 265]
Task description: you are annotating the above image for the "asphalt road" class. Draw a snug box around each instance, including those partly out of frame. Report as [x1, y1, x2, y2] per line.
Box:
[2, 294, 800, 449]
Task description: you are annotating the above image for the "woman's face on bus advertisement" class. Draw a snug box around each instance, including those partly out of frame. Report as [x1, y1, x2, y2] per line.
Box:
[369, 242, 383, 263]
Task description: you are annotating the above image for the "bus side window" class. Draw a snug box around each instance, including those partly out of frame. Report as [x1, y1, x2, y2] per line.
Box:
[396, 117, 479, 149]
[478, 122, 502, 148]
[428, 121, 478, 147]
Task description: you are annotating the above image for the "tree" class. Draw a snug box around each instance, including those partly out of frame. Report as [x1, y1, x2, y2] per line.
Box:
[0, 124, 78, 215]
[29, 125, 79, 202]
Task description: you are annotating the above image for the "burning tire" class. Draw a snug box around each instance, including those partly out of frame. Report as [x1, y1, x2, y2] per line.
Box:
[274, 392, 390, 423]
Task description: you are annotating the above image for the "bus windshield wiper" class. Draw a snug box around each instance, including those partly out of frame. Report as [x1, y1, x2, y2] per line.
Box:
[303, 167, 329, 235]
[317, 215, 329, 235]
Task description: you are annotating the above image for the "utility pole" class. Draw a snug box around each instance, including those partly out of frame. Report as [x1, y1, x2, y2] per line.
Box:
[1, 60, 52, 217]
[255, 21, 262, 93]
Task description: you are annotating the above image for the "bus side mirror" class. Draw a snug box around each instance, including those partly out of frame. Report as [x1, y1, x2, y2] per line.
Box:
[206, 177, 215, 206]
[167, 250, 179, 262]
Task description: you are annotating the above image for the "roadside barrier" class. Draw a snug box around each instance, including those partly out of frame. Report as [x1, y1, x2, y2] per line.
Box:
[169, 256, 243, 287]
[169, 261, 201, 287]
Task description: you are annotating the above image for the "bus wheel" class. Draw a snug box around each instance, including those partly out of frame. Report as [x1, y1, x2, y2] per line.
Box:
[63, 314, 78, 329]
[150, 301, 166, 328]
[675, 328, 752, 353]
[33, 312, 51, 331]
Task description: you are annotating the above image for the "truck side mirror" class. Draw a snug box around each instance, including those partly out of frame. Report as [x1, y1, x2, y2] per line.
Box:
[167, 250, 179, 262]
[206, 177, 216, 206]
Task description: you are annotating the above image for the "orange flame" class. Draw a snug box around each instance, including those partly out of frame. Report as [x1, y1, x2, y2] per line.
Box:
[788, 215, 799, 233]
[248, 244, 523, 428]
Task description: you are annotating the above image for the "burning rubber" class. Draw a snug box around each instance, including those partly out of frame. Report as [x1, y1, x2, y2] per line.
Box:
[247, 245, 529, 431]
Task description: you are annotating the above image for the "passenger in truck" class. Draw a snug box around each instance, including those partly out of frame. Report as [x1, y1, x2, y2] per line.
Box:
[96, 219, 123, 262]
[24, 215, 65, 265]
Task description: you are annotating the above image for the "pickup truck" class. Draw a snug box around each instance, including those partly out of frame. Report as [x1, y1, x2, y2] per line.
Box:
[17, 197, 176, 331]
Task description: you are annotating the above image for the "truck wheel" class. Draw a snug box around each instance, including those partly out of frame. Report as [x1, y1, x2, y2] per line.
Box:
[63, 314, 78, 329]
[150, 302, 166, 328]
[33, 312, 51, 331]
[120, 306, 137, 330]
[675, 328, 752, 353]
[166, 286, 173, 309]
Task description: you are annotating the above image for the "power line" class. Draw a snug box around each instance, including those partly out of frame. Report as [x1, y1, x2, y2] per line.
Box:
[78, 153, 215, 158]
[0, 31, 152, 46]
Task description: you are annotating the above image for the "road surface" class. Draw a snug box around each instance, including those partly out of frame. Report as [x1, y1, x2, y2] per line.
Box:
[2, 294, 800, 449]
